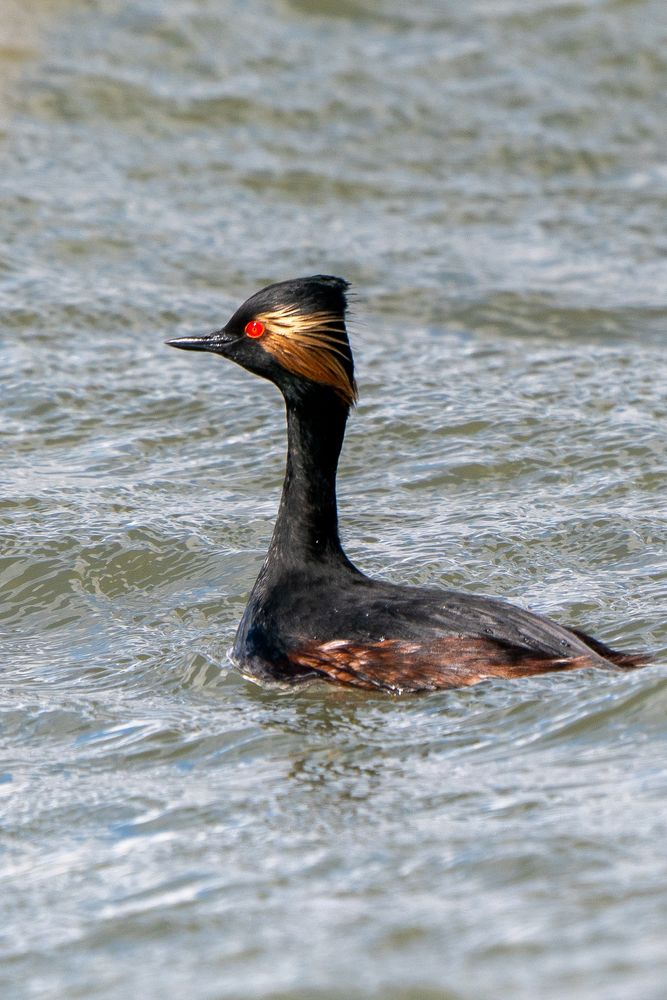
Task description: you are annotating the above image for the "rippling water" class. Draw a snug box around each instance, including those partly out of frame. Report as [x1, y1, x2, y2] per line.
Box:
[2, 1, 666, 997]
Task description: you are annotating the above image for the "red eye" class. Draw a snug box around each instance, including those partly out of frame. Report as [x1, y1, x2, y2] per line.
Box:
[245, 320, 265, 338]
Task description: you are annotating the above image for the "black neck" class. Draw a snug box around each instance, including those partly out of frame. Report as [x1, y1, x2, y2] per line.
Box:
[266, 388, 351, 568]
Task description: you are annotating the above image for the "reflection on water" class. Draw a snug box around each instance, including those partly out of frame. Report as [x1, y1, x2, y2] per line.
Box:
[1, 0, 666, 998]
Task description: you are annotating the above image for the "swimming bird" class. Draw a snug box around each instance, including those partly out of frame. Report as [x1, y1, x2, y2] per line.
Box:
[167, 275, 648, 693]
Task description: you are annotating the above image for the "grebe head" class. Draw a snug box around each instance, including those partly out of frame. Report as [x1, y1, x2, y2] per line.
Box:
[167, 275, 357, 406]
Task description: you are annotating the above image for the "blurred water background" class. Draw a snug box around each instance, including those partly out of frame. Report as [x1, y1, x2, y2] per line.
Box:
[1, 0, 666, 997]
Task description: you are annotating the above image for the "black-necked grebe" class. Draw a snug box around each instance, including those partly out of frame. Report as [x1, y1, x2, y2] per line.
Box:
[167, 275, 648, 693]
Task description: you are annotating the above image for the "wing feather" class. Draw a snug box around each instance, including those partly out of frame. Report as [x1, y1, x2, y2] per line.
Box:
[285, 636, 606, 694]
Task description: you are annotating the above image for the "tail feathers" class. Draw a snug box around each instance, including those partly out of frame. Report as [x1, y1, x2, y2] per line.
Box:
[570, 628, 651, 670]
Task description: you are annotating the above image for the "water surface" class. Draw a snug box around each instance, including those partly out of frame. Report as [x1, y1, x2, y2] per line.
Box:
[1, 1, 666, 998]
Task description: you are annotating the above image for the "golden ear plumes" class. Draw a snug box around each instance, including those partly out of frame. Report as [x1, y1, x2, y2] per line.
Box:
[255, 307, 358, 406]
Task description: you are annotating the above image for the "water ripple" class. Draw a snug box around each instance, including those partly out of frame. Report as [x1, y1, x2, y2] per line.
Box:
[2, 1, 666, 998]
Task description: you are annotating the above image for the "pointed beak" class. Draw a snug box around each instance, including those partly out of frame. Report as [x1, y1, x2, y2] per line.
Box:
[165, 329, 240, 353]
